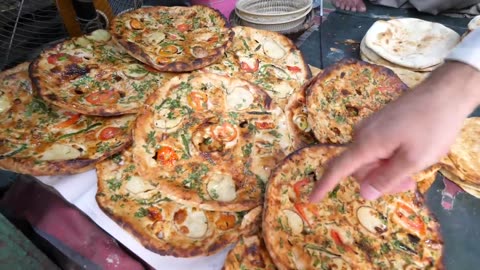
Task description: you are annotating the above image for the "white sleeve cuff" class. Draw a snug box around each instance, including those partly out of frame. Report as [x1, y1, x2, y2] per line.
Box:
[445, 29, 480, 71]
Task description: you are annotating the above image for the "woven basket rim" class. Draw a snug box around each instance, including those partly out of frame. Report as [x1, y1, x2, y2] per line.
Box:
[236, 0, 312, 17]
[235, 5, 312, 25]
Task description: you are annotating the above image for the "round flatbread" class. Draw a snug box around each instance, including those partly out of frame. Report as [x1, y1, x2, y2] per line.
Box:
[203, 26, 311, 108]
[132, 73, 292, 212]
[30, 30, 175, 116]
[0, 63, 134, 175]
[110, 6, 233, 72]
[223, 234, 276, 270]
[96, 149, 261, 257]
[285, 77, 318, 149]
[306, 58, 408, 144]
[263, 145, 444, 270]
[442, 117, 480, 186]
[359, 37, 439, 72]
[365, 18, 460, 70]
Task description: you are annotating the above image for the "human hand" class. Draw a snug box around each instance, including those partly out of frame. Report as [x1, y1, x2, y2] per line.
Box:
[309, 61, 480, 202]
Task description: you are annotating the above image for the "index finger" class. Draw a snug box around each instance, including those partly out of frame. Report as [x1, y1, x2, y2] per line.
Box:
[309, 144, 374, 202]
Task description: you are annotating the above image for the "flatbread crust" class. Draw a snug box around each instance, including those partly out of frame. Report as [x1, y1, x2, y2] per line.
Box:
[365, 18, 460, 70]
[110, 6, 233, 72]
[360, 37, 431, 88]
[415, 165, 440, 195]
[223, 234, 276, 270]
[96, 149, 261, 257]
[306, 58, 408, 144]
[30, 30, 175, 116]
[0, 63, 134, 175]
[132, 73, 292, 211]
[263, 145, 444, 270]
[285, 77, 318, 149]
[468, 15, 480, 31]
[203, 26, 311, 108]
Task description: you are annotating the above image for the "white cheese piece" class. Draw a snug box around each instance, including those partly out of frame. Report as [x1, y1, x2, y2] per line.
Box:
[124, 64, 148, 79]
[125, 175, 154, 194]
[178, 208, 208, 239]
[274, 82, 294, 99]
[263, 40, 286, 59]
[87, 29, 111, 42]
[0, 95, 12, 114]
[39, 144, 83, 161]
[154, 108, 184, 131]
[226, 86, 254, 111]
[74, 37, 92, 48]
[356, 206, 387, 234]
[283, 209, 303, 235]
[146, 32, 166, 45]
[207, 173, 237, 202]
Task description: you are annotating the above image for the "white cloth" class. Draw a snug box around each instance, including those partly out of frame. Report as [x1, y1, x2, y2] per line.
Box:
[38, 171, 229, 270]
[446, 29, 480, 71]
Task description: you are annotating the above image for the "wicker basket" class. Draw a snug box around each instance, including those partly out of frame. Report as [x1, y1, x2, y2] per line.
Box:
[236, 0, 312, 16]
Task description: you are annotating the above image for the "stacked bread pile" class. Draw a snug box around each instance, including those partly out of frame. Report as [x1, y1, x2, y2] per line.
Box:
[440, 117, 480, 198]
[360, 18, 461, 88]
[462, 15, 480, 39]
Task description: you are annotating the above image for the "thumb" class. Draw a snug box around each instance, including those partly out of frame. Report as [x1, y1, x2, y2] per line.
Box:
[360, 149, 414, 200]
[309, 144, 374, 203]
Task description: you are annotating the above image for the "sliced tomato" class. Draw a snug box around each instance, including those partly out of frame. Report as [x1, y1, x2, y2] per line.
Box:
[176, 23, 190, 32]
[187, 91, 208, 111]
[147, 207, 163, 221]
[55, 112, 80, 128]
[85, 90, 120, 105]
[293, 178, 310, 199]
[156, 146, 179, 166]
[207, 36, 219, 43]
[331, 229, 355, 253]
[394, 202, 426, 234]
[47, 53, 70, 65]
[255, 121, 275, 130]
[294, 203, 312, 227]
[98, 127, 122, 140]
[212, 122, 238, 142]
[130, 18, 144, 30]
[240, 60, 259, 73]
[158, 45, 179, 56]
[287, 66, 302, 73]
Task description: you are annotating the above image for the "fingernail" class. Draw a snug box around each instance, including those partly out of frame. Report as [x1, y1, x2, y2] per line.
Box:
[360, 184, 381, 200]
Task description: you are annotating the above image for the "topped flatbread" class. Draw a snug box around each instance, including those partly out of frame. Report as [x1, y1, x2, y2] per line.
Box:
[96, 149, 261, 257]
[30, 29, 175, 116]
[203, 26, 311, 108]
[263, 145, 444, 270]
[110, 5, 233, 72]
[132, 73, 292, 211]
[306, 58, 407, 144]
[223, 234, 276, 270]
[285, 77, 318, 149]
[365, 18, 460, 70]
[0, 63, 134, 175]
[440, 117, 480, 187]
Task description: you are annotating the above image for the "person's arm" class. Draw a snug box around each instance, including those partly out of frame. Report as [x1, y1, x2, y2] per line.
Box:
[310, 30, 480, 202]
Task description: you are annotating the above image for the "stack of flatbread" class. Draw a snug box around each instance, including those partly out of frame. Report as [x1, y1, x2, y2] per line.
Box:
[440, 117, 480, 198]
[360, 18, 461, 88]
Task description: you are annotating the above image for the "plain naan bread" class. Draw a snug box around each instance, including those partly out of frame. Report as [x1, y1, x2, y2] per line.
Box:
[360, 38, 431, 88]
[365, 18, 460, 70]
